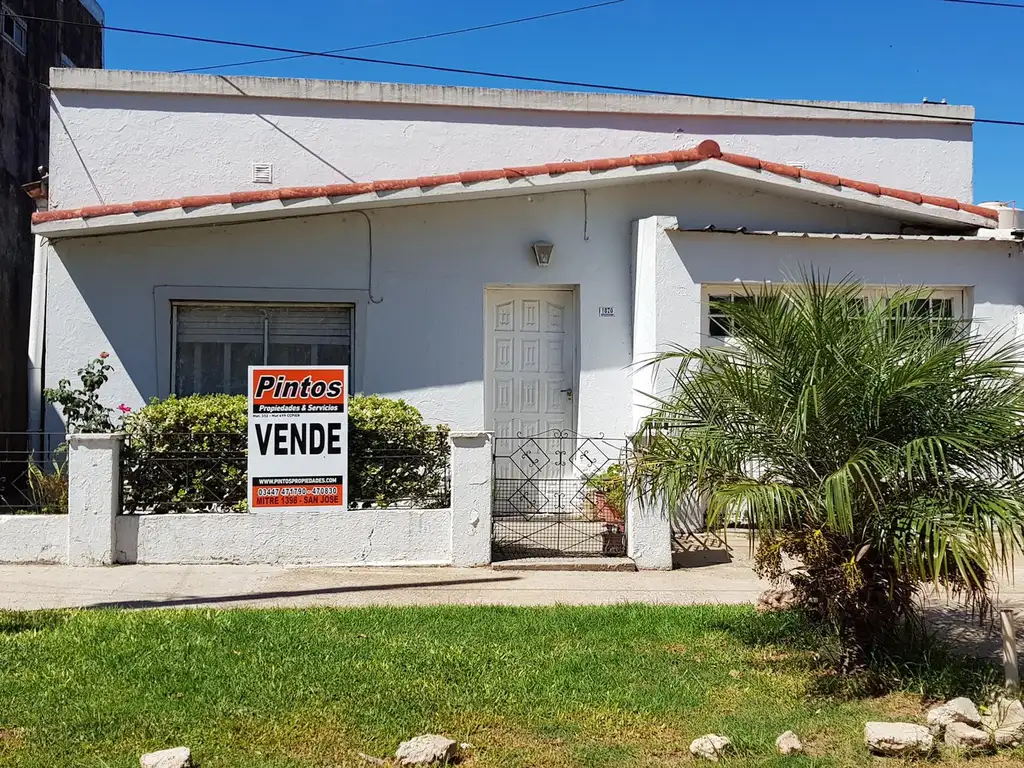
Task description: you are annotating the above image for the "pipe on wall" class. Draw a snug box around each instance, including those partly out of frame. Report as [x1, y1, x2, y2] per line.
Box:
[27, 235, 48, 456]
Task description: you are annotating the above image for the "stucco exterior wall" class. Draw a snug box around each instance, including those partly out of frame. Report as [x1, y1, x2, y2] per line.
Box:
[48, 72, 975, 211]
[43, 177, 906, 440]
[114, 510, 451, 566]
[0, 515, 66, 563]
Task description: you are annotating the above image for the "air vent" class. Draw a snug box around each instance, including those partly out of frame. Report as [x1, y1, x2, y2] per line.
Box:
[252, 162, 274, 184]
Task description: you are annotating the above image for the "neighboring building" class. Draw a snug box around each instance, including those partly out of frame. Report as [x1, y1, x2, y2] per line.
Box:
[0, 0, 102, 438]
[28, 70, 1024, 567]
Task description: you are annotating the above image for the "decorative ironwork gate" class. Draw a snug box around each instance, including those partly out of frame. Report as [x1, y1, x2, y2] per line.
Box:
[492, 430, 628, 559]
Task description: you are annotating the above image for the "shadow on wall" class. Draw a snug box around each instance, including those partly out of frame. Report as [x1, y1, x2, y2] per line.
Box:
[49, 193, 636, 412]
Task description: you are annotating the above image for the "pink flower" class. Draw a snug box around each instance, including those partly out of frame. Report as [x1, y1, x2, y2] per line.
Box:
[99, 351, 109, 359]
[118, 403, 132, 413]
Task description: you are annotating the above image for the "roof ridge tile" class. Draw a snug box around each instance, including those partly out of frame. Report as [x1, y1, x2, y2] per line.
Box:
[32, 140, 998, 225]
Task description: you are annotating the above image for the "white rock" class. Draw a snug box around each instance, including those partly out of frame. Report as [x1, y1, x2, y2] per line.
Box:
[775, 730, 803, 755]
[395, 734, 459, 766]
[864, 722, 933, 755]
[689, 734, 732, 762]
[944, 722, 991, 750]
[927, 697, 981, 735]
[981, 697, 1024, 747]
[140, 747, 192, 768]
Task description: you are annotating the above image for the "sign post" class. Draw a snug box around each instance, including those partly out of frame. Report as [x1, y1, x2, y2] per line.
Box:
[248, 366, 348, 512]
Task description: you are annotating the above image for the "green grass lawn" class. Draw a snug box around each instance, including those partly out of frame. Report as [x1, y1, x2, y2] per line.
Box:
[0, 605, 1012, 767]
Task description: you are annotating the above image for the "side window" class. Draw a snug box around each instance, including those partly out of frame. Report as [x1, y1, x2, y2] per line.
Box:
[2, 6, 27, 55]
[707, 294, 753, 338]
[887, 294, 961, 336]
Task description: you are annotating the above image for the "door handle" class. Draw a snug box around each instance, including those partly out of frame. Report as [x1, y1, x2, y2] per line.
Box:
[560, 388, 573, 400]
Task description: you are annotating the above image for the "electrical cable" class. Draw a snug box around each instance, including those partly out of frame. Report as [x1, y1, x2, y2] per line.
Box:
[174, 0, 626, 74]
[943, 0, 1024, 9]
[16, 12, 1024, 127]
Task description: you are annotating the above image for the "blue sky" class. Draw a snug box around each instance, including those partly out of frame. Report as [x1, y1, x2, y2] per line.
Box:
[99, 0, 1021, 203]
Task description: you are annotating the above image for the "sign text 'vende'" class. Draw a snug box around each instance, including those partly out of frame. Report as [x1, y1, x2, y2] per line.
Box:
[247, 366, 348, 511]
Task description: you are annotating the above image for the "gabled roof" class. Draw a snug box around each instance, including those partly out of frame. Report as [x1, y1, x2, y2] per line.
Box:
[32, 140, 997, 238]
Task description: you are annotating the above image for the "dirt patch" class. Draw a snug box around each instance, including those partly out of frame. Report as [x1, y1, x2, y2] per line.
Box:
[875, 692, 927, 721]
[0, 728, 26, 757]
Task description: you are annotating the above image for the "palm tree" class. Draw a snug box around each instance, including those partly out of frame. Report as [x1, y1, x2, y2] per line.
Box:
[631, 273, 1024, 660]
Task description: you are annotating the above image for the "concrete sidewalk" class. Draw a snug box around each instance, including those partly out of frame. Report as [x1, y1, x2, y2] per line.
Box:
[0, 558, 771, 610]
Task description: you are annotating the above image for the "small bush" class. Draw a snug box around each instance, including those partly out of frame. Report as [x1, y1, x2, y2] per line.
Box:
[348, 394, 450, 509]
[121, 393, 450, 513]
[121, 395, 248, 514]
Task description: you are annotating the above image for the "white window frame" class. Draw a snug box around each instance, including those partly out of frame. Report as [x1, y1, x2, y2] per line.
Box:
[2, 5, 27, 55]
[702, 284, 968, 345]
[170, 301, 355, 396]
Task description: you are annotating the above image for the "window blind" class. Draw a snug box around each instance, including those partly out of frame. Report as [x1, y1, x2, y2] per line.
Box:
[176, 305, 265, 345]
[266, 306, 352, 345]
[173, 303, 353, 395]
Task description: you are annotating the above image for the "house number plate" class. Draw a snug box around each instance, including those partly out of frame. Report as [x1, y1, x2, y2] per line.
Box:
[598, 306, 615, 317]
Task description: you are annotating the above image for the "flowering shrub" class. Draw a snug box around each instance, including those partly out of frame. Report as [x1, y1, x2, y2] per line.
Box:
[43, 353, 122, 433]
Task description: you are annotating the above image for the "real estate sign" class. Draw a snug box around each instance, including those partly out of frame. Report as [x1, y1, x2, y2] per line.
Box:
[247, 366, 348, 512]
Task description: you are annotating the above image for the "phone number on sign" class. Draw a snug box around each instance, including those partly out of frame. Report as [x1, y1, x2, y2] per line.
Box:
[254, 486, 341, 506]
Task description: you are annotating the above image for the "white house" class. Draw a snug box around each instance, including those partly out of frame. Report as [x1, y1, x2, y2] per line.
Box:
[22, 68, 1024, 569]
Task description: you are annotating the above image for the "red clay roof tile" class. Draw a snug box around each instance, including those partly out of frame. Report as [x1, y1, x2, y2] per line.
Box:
[458, 169, 508, 184]
[960, 202, 997, 218]
[695, 139, 722, 158]
[371, 179, 417, 193]
[760, 160, 802, 180]
[920, 194, 960, 211]
[801, 170, 842, 187]
[839, 178, 882, 196]
[720, 152, 761, 170]
[879, 187, 924, 205]
[31, 140, 999, 226]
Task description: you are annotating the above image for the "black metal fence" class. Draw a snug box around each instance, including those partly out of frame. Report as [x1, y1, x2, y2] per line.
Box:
[492, 430, 628, 559]
[119, 430, 451, 514]
[120, 431, 247, 514]
[0, 433, 69, 515]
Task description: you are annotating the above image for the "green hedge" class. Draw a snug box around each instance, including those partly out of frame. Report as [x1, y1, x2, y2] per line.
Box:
[121, 394, 450, 513]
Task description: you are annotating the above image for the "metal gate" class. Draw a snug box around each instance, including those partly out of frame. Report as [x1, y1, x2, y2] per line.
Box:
[492, 430, 628, 559]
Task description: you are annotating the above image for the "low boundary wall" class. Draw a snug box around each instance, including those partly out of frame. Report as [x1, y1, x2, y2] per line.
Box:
[1, 431, 493, 567]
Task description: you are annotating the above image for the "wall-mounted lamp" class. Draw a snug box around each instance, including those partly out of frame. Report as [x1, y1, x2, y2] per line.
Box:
[532, 241, 554, 267]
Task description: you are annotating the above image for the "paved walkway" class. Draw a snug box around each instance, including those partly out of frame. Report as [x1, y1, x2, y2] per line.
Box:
[0, 557, 770, 610]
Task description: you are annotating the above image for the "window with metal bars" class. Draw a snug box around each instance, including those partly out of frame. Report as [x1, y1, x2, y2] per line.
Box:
[172, 303, 353, 395]
[705, 286, 965, 343]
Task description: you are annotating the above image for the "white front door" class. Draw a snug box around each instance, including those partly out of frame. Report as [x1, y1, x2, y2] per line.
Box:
[485, 289, 576, 441]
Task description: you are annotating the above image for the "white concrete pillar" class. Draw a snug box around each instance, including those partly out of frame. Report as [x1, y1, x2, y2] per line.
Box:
[627, 493, 673, 570]
[67, 433, 121, 566]
[449, 431, 493, 567]
[627, 215, 679, 571]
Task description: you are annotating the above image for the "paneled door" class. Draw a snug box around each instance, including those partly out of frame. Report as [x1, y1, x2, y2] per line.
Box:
[485, 289, 576, 445]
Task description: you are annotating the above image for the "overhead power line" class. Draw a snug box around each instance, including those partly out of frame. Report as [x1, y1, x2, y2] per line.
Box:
[20, 12, 1024, 128]
[943, 0, 1024, 8]
[175, 0, 626, 74]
